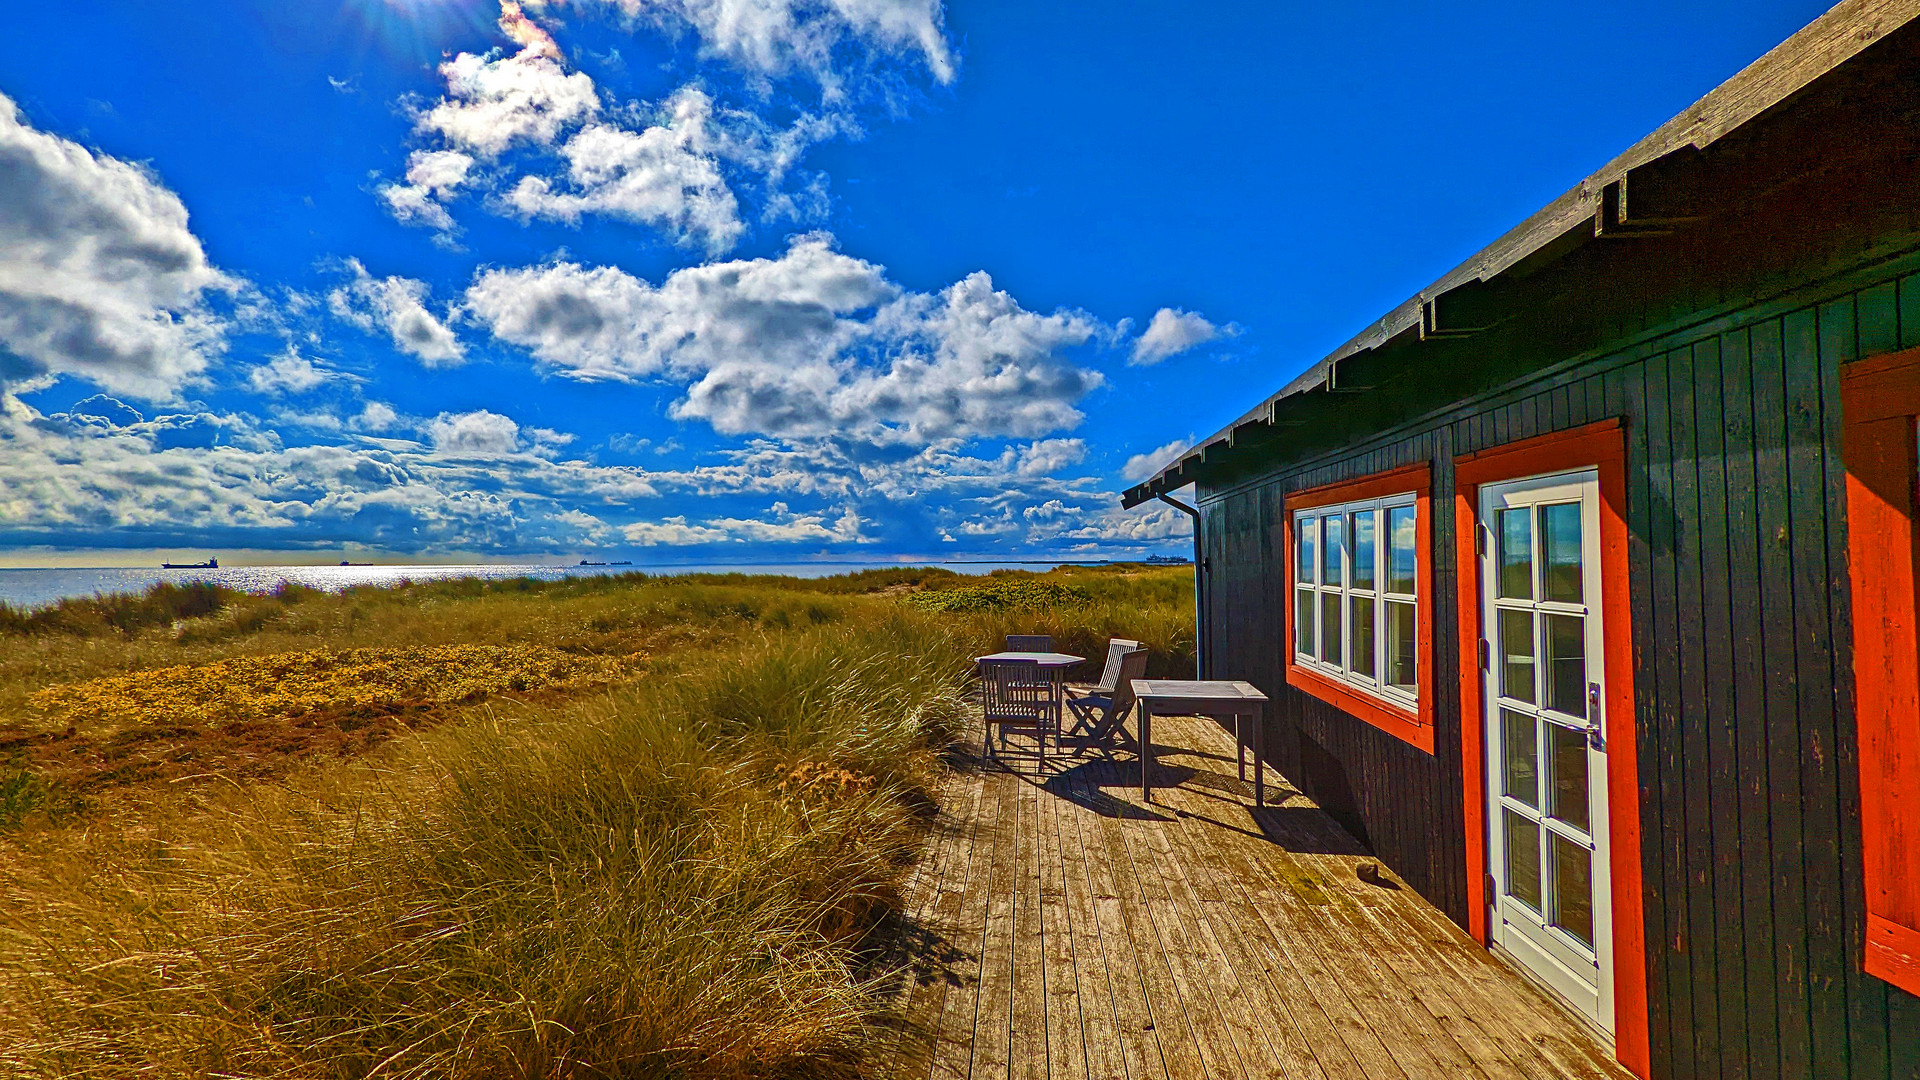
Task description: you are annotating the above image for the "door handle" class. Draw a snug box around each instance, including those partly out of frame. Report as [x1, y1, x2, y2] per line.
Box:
[1587, 681, 1605, 751]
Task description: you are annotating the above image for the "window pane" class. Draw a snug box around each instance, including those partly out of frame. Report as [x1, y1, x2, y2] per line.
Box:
[1551, 833, 1595, 949]
[1350, 595, 1377, 679]
[1351, 509, 1377, 591]
[1548, 722, 1590, 831]
[1385, 600, 1416, 691]
[1540, 502, 1584, 604]
[1295, 588, 1314, 656]
[1387, 505, 1417, 594]
[1502, 709, 1539, 808]
[1498, 507, 1533, 599]
[1296, 517, 1316, 584]
[1498, 608, 1536, 704]
[1320, 591, 1343, 665]
[1322, 515, 1344, 587]
[1504, 809, 1542, 912]
[1545, 614, 1587, 718]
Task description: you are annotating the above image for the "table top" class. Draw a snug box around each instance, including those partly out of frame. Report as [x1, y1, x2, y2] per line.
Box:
[977, 651, 1085, 667]
[1131, 679, 1267, 704]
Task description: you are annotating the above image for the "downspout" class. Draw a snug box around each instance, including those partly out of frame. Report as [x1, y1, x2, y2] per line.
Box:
[1157, 493, 1205, 679]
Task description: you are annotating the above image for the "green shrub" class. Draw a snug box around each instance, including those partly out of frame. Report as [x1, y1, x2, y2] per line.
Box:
[901, 579, 1092, 613]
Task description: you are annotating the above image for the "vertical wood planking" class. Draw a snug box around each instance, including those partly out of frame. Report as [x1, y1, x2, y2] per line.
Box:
[1750, 312, 1817, 1080]
[1721, 324, 1785, 1080]
[1796, 302, 1852, 1073]
[1671, 336, 1725, 1080]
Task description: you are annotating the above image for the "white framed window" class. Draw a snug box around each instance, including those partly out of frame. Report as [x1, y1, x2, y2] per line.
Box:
[1293, 493, 1419, 708]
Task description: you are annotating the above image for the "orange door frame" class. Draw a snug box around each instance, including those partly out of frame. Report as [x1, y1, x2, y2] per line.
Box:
[1452, 418, 1650, 1080]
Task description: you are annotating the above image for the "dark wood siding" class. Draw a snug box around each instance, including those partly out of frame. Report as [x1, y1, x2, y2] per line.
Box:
[1199, 267, 1920, 1079]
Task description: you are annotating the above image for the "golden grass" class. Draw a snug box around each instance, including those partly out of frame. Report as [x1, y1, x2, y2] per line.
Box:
[0, 564, 1195, 1079]
[28, 645, 634, 738]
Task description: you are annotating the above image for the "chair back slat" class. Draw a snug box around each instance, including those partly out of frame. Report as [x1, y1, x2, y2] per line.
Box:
[1005, 634, 1053, 653]
[981, 659, 1048, 724]
[1109, 649, 1151, 715]
[1094, 638, 1142, 693]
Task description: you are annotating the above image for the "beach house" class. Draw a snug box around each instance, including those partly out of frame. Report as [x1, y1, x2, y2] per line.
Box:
[1122, 2, 1920, 1075]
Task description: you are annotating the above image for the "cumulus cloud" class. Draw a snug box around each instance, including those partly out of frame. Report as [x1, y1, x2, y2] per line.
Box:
[1131, 307, 1228, 365]
[574, 0, 955, 94]
[0, 392, 666, 554]
[420, 3, 599, 157]
[247, 349, 332, 396]
[502, 87, 744, 253]
[352, 401, 400, 432]
[383, 2, 856, 249]
[0, 93, 231, 398]
[427, 409, 522, 455]
[1122, 438, 1189, 483]
[329, 260, 465, 366]
[622, 501, 863, 545]
[1014, 438, 1085, 478]
[465, 233, 1102, 445]
[379, 150, 477, 232]
[1, 383, 1192, 558]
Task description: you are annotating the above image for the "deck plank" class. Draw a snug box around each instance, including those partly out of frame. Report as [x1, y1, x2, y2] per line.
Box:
[897, 716, 1634, 1080]
[1063, 761, 1174, 1080]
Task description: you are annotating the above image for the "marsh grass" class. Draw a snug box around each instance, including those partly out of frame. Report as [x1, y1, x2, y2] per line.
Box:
[0, 564, 1192, 1078]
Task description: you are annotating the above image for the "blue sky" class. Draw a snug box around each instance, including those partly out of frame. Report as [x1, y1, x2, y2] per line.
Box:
[0, 0, 1831, 565]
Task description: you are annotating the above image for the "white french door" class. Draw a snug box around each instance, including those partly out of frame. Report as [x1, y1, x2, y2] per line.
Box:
[1479, 469, 1614, 1035]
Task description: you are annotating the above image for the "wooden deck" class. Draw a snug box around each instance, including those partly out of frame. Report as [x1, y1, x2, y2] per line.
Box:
[886, 714, 1634, 1080]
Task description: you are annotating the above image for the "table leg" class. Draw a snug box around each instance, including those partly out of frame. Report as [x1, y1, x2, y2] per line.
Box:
[1235, 714, 1245, 782]
[1253, 707, 1264, 808]
[1140, 705, 1152, 804]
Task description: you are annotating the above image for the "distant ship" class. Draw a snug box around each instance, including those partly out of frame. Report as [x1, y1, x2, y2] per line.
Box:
[160, 557, 218, 569]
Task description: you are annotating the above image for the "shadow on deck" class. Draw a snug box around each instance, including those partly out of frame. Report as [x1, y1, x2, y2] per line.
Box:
[877, 713, 1633, 1080]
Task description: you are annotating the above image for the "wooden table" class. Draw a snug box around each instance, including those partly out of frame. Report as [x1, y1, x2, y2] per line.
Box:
[976, 651, 1085, 732]
[1131, 679, 1270, 806]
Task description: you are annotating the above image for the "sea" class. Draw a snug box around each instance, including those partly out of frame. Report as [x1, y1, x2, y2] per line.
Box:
[0, 561, 1070, 611]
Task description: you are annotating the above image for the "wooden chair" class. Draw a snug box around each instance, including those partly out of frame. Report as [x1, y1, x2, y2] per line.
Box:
[980, 658, 1053, 765]
[1061, 648, 1149, 757]
[1067, 637, 1142, 695]
[1005, 634, 1054, 652]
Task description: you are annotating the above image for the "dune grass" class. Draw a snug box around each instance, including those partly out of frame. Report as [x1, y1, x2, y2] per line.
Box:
[0, 564, 1193, 1078]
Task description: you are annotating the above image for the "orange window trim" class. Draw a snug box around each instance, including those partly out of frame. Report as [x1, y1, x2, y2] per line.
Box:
[1282, 463, 1436, 755]
[1453, 419, 1650, 1080]
[1840, 345, 1920, 1000]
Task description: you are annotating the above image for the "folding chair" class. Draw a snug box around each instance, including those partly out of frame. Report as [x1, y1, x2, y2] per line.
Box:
[1005, 634, 1053, 652]
[1066, 637, 1141, 697]
[980, 658, 1054, 766]
[1060, 647, 1149, 757]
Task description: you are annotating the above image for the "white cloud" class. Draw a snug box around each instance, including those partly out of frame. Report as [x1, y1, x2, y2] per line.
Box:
[0, 92, 232, 398]
[0, 392, 663, 554]
[465, 233, 1103, 445]
[329, 261, 465, 366]
[1131, 307, 1227, 365]
[621, 501, 863, 545]
[1122, 438, 1189, 483]
[1015, 437, 1085, 477]
[501, 88, 744, 253]
[379, 150, 477, 232]
[384, 2, 859, 249]
[427, 409, 522, 455]
[575, 0, 955, 95]
[419, 3, 599, 157]
[247, 349, 331, 396]
[352, 401, 399, 432]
